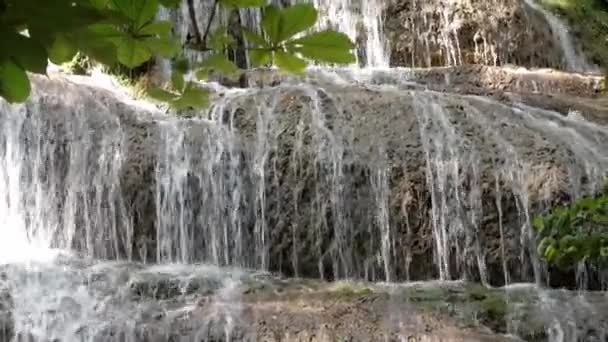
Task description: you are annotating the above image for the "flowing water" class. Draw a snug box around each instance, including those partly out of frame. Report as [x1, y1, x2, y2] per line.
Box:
[522, 0, 599, 74]
[1, 1, 608, 341]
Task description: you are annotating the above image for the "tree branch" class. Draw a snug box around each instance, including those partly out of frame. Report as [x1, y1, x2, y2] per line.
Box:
[201, 0, 220, 48]
[187, 0, 202, 44]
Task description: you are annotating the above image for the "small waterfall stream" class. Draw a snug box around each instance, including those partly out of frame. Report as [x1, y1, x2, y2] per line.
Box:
[522, 0, 599, 74]
[1, 1, 608, 341]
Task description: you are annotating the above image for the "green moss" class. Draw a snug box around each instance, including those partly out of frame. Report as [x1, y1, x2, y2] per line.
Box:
[330, 282, 374, 298]
[538, 0, 608, 71]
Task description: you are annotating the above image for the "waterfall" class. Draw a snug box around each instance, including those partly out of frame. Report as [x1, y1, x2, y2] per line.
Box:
[0, 84, 132, 262]
[522, 0, 599, 74]
[1, 0, 608, 340]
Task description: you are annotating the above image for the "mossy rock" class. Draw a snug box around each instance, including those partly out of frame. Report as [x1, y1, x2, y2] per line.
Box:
[330, 282, 375, 298]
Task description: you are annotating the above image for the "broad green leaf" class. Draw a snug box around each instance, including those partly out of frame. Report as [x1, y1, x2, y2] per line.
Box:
[173, 58, 190, 74]
[17, 1, 107, 32]
[48, 34, 78, 64]
[261, 5, 281, 44]
[208, 27, 235, 50]
[0, 60, 31, 103]
[143, 37, 180, 58]
[147, 87, 178, 102]
[110, 0, 159, 28]
[172, 71, 185, 92]
[219, 0, 266, 8]
[249, 50, 272, 67]
[274, 51, 307, 74]
[243, 29, 268, 47]
[195, 69, 209, 81]
[117, 37, 152, 67]
[10, 34, 48, 74]
[0, 30, 47, 74]
[288, 30, 355, 64]
[278, 4, 317, 42]
[81, 24, 125, 44]
[90, 0, 110, 9]
[171, 83, 210, 109]
[197, 54, 239, 77]
[140, 21, 173, 36]
[79, 41, 118, 65]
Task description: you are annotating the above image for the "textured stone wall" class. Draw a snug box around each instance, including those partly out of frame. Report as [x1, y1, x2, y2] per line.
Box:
[385, 0, 567, 69]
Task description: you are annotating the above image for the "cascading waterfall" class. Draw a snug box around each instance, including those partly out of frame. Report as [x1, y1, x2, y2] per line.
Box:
[1, 0, 608, 341]
[522, 0, 599, 74]
[0, 88, 132, 262]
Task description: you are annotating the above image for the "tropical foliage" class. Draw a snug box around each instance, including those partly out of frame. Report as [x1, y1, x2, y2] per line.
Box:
[0, 0, 356, 108]
[533, 193, 608, 269]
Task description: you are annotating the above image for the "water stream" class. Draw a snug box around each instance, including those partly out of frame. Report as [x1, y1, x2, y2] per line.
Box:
[522, 0, 599, 74]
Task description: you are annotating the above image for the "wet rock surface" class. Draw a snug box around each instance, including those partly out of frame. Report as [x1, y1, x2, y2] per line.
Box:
[385, 0, 574, 70]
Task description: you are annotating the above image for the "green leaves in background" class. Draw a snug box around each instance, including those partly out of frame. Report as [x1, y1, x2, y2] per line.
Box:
[533, 194, 608, 269]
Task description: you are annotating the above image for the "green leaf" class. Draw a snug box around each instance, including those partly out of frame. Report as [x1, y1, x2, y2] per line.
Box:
[288, 30, 355, 64]
[48, 34, 78, 64]
[544, 245, 558, 261]
[0, 60, 31, 103]
[172, 71, 185, 92]
[249, 50, 272, 67]
[90, 0, 111, 9]
[80, 41, 118, 65]
[110, 0, 159, 28]
[139, 21, 173, 36]
[537, 237, 552, 256]
[261, 5, 281, 44]
[219, 0, 266, 8]
[173, 58, 190, 74]
[278, 4, 317, 42]
[243, 29, 268, 48]
[274, 51, 307, 74]
[143, 37, 180, 58]
[532, 216, 545, 231]
[0, 32, 48, 74]
[117, 37, 152, 67]
[196, 54, 239, 79]
[18, 1, 107, 33]
[171, 83, 210, 109]
[147, 87, 178, 102]
[208, 27, 235, 50]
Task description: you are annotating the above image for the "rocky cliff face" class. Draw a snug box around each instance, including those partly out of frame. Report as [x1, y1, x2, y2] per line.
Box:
[384, 0, 584, 70]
